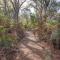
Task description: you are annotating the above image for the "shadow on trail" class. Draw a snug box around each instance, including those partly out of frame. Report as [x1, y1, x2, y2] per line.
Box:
[0, 31, 52, 60]
[18, 33, 50, 60]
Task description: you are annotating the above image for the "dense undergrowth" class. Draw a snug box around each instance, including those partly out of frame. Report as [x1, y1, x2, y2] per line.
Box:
[0, 15, 25, 48]
[0, 14, 60, 51]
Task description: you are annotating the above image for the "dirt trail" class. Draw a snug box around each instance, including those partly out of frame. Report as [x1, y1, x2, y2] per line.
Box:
[53, 50, 60, 60]
[0, 30, 60, 60]
[16, 31, 53, 60]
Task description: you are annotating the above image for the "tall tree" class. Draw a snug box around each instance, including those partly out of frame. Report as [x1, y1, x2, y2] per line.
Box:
[10, 0, 26, 22]
[30, 0, 59, 59]
[3, 0, 8, 15]
[32, 0, 58, 23]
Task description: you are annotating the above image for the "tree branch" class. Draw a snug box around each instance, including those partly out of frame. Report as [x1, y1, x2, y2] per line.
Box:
[19, 0, 26, 8]
[10, 0, 15, 9]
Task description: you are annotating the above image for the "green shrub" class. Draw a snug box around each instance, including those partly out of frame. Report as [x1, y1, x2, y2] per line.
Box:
[0, 27, 11, 47]
[0, 15, 11, 28]
[47, 19, 58, 25]
[0, 22, 16, 48]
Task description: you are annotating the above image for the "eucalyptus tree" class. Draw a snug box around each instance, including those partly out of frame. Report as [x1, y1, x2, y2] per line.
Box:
[0, 0, 8, 15]
[3, 0, 8, 15]
[31, 0, 60, 49]
[31, 0, 58, 23]
[0, 0, 12, 17]
[30, 0, 60, 59]
[10, 0, 26, 22]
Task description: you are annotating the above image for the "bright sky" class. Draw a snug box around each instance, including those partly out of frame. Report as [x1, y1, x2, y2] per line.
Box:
[22, 0, 35, 13]
[57, 0, 60, 2]
[23, 0, 60, 13]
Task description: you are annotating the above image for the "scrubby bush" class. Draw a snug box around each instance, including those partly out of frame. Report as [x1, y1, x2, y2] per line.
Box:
[0, 26, 17, 48]
[0, 14, 25, 48]
[0, 15, 11, 28]
[0, 15, 16, 48]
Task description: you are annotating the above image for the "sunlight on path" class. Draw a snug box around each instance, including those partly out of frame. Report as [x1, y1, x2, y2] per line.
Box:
[17, 31, 52, 60]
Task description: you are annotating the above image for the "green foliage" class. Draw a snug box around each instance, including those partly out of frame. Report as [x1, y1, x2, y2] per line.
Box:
[23, 20, 38, 29]
[30, 13, 37, 27]
[0, 27, 17, 48]
[0, 15, 11, 28]
[57, 28, 60, 37]
[21, 14, 38, 29]
[47, 19, 58, 25]
[0, 15, 17, 48]
[0, 27, 11, 48]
